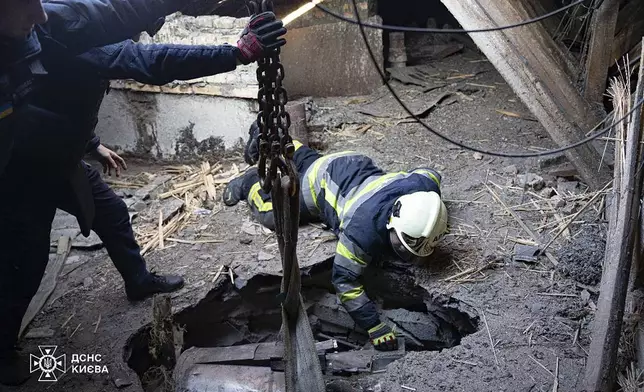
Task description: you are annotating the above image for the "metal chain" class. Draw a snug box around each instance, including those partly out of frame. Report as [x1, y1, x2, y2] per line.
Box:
[252, 0, 294, 194]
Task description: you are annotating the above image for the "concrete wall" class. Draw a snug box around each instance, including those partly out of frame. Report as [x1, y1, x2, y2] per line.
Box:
[280, 15, 384, 97]
[97, 91, 257, 160]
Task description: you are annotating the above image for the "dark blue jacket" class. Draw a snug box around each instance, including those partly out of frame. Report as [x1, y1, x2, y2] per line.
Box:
[61, 39, 239, 152]
[298, 149, 442, 330]
[0, 0, 201, 182]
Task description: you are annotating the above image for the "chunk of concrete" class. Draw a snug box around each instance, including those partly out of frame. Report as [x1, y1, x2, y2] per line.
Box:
[134, 174, 172, 200]
[517, 173, 545, 191]
[72, 231, 103, 249]
[161, 198, 185, 223]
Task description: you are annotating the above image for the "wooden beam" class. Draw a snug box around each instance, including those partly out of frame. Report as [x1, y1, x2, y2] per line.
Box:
[439, 0, 611, 190]
[580, 40, 644, 392]
[584, 0, 620, 103]
[20, 236, 70, 336]
[611, 0, 644, 65]
[515, 0, 579, 81]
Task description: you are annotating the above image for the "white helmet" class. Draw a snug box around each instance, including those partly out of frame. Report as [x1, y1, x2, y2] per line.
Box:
[386, 191, 448, 260]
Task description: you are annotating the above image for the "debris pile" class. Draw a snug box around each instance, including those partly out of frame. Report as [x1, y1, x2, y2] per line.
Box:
[120, 161, 246, 255]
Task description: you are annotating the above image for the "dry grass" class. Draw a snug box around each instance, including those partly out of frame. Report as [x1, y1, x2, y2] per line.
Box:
[617, 362, 644, 392]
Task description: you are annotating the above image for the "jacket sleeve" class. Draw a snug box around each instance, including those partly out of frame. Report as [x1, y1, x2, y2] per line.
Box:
[332, 232, 381, 331]
[41, 0, 185, 54]
[85, 134, 101, 153]
[74, 40, 238, 85]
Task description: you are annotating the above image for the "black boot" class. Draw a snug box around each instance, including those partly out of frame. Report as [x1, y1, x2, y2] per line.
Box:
[223, 167, 259, 207]
[0, 351, 29, 386]
[125, 273, 184, 301]
[244, 121, 261, 165]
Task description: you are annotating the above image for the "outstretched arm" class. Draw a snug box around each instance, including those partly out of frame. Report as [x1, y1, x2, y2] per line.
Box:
[75, 40, 238, 85]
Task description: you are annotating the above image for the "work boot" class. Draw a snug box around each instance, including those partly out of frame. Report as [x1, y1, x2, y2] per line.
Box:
[244, 121, 261, 165]
[125, 273, 184, 301]
[0, 350, 29, 386]
[223, 167, 259, 207]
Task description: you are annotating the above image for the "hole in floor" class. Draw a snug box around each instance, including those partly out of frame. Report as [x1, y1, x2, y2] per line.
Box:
[125, 258, 479, 392]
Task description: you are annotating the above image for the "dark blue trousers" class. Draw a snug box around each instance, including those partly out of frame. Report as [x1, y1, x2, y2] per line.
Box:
[0, 163, 147, 356]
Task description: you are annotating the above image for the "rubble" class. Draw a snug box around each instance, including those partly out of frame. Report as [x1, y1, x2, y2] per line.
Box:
[503, 164, 518, 175]
[516, 173, 545, 191]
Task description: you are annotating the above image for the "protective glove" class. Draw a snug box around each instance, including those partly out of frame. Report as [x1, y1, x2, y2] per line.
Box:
[368, 323, 398, 351]
[236, 12, 287, 65]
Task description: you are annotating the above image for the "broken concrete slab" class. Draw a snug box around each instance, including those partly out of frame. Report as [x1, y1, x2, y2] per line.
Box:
[312, 293, 359, 332]
[557, 179, 580, 195]
[517, 173, 545, 191]
[382, 309, 444, 349]
[129, 200, 147, 212]
[24, 327, 55, 339]
[72, 231, 103, 249]
[134, 174, 172, 200]
[161, 198, 185, 223]
[112, 378, 133, 389]
[258, 251, 274, 262]
[503, 164, 519, 175]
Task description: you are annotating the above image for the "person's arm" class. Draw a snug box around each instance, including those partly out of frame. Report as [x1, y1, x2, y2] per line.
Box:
[333, 232, 398, 351]
[40, 0, 187, 54]
[85, 134, 127, 176]
[75, 40, 238, 85]
[86, 134, 101, 153]
[332, 233, 380, 330]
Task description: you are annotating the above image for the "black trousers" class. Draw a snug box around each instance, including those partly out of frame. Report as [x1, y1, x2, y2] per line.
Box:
[0, 163, 147, 356]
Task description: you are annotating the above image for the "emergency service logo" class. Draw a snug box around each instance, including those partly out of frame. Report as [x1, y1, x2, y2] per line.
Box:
[30, 346, 66, 382]
[29, 346, 108, 382]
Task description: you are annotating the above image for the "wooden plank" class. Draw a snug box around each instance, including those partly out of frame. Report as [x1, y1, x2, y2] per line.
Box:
[583, 0, 620, 103]
[20, 236, 70, 336]
[440, 0, 611, 190]
[611, 0, 644, 64]
[580, 39, 644, 392]
[512, 0, 579, 81]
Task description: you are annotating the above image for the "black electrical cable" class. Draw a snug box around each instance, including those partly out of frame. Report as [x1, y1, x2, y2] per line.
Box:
[347, 0, 643, 158]
[317, 0, 588, 34]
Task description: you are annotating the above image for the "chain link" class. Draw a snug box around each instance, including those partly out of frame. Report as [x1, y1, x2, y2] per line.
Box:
[251, 0, 294, 194]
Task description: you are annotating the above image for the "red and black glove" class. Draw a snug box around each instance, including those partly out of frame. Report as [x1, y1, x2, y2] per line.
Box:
[236, 12, 287, 65]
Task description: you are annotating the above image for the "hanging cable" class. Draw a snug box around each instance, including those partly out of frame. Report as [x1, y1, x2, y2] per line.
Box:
[347, 0, 643, 158]
[317, 0, 589, 34]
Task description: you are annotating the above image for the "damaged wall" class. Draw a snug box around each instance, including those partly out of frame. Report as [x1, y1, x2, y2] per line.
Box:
[279, 0, 384, 97]
[96, 15, 258, 161]
[97, 91, 256, 160]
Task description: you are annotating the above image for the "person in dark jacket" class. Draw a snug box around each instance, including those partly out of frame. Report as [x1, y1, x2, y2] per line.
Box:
[59, 20, 288, 301]
[0, 0, 286, 385]
[224, 123, 449, 352]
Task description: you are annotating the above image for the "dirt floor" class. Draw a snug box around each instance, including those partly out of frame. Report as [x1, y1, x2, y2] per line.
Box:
[8, 50, 616, 392]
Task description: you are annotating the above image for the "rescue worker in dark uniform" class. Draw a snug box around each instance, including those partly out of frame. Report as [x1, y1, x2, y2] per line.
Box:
[0, 0, 286, 385]
[224, 122, 449, 351]
[56, 15, 286, 301]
